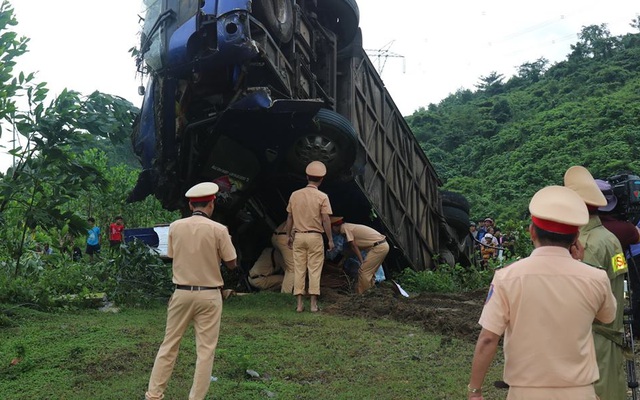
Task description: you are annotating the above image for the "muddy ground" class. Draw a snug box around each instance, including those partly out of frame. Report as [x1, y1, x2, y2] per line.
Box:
[320, 282, 488, 343]
[319, 281, 640, 396]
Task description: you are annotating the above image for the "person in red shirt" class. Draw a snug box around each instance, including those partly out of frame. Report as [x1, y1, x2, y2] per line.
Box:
[109, 216, 125, 250]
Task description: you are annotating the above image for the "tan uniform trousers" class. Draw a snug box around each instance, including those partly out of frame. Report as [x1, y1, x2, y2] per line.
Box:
[248, 274, 284, 291]
[272, 233, 295, 294]
[356, 242, 389, 294]
[507, 384, 598, 399]
[146, 289, 223, 400]
[293, 232, 324, 296]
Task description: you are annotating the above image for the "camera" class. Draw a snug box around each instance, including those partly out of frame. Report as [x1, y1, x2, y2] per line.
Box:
[607, 173, 640, 225]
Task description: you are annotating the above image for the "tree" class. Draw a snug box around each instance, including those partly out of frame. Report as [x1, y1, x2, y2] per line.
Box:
[516, 58, 549, 84]
[68, 147, 178, 230]
[570, 24, 619, 60]
[490, 98, 512, 124]
[631, 15, 640, 32]
[0, 4, 138, 275]
[475, 72, 505, 96]
[0, 1, 29, 122]
[2, 88, 137, 275]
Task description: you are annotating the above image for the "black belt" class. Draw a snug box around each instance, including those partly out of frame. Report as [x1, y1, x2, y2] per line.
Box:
[297, 230, 322, 234]
[175, 285, 220, 291]
[372, 239, 387, 247]
[249, 274, 268, 279]
[273, 231, 287, 235]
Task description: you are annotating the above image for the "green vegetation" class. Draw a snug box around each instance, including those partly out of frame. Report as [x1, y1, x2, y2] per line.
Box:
[1, 4, 639, 398]
[0, 293, 507, 400]
[398, 264, 494, 294]
[408, 21, 640, 222]
[0, 240, 173, 309]
[0, 1, 179, 306]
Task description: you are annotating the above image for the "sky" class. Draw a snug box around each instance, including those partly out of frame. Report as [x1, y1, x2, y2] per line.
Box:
[4, 0, 640, 170]
[357, 0, 639, 113]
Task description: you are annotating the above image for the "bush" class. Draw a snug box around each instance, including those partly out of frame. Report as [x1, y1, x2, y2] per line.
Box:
[0, 273, 46, 307]
[39, 261, 102, 295]
[0, 254, 104, 309]
[0, 240, 174, 309]
[397, 263, 495, 294]
[98, 240, 173, 307]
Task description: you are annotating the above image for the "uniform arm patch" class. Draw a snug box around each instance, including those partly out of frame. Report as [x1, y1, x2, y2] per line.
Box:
[485, 284, 494, 304]
[612, 253, 628, 275]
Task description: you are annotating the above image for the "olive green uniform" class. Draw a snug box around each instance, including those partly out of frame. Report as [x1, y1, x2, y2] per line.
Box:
[581, 215, 628, 400]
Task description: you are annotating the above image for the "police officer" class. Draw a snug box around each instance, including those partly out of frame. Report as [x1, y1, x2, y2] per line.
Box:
[565, 166, 628, 400]
[271, 221, 295, 294]
[247, 247, 285, 291]
[285, 161, 334, 313]
[330, 216, 389, 294]
[468, 185, 616, 400]
[145, 182, 237, 400]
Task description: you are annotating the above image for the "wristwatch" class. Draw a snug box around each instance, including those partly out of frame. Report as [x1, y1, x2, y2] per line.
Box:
[467, 384, 482, 394]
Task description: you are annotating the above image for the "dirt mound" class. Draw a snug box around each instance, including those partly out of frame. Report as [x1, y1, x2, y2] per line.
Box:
[322, 282, 488, 342]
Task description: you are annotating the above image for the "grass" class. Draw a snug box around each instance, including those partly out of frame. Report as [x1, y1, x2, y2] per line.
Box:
[0, 293, 507, 400]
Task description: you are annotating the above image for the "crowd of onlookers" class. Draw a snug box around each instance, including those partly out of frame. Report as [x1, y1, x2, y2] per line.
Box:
[30, 216, 126, 263]
[466, 217, 517, 267]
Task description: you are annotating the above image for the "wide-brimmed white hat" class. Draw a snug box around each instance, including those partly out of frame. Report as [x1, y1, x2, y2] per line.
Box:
[185, 182, 219, 202]
[529, 185, 588, 233]
[563, 166, 607, 207]
[305, 161, 327, 177]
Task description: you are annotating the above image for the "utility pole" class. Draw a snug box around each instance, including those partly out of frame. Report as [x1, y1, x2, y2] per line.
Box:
[365, 40, 406, 76]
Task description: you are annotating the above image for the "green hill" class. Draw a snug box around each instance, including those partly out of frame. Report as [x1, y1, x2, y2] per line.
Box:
[406, 22, 640, 222]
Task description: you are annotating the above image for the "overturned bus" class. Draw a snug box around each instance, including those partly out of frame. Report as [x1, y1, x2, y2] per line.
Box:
[128, 0, 473, 272]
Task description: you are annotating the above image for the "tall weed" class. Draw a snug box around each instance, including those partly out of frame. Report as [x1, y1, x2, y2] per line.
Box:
[99, 240, 173, 307]
[397, 263, 496, 293]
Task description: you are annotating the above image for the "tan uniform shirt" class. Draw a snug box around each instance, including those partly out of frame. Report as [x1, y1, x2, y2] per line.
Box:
[168, 215, 237, 287]
[286, 185, 332, 232]
[479, 246, 616, 388]
[339, 223, 385, 248]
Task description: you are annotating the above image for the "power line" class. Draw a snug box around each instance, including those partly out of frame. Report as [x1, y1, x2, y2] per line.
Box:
[365, 40, 406, 76]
